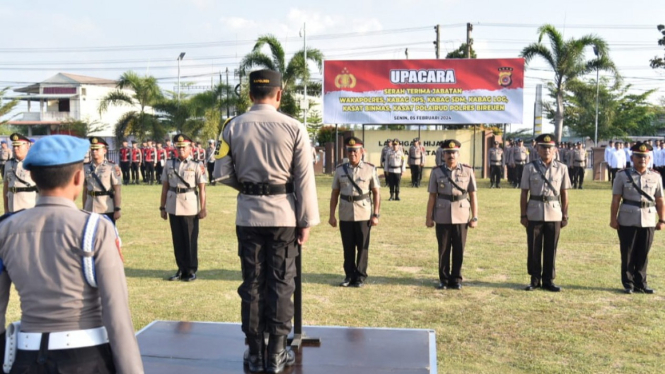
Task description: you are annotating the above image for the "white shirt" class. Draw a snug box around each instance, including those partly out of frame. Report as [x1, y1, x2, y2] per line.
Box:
[607, 149, 617, 168]
[604, 146, 615, 163]
[614, 149, 626, 169]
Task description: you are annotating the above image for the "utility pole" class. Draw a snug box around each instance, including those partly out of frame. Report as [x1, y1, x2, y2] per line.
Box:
[434, 24, 440, 59]
[466, 23, 473, 58]
[219, 72, 223, 120]
[302, 22, 308, 129]
[226, 67, 230, 118]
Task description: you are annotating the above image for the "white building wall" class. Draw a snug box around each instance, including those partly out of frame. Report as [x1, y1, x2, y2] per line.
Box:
[80, 85, 146, 144]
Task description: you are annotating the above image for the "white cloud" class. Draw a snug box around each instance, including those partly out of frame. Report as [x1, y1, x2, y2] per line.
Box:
[220, 16, 259, 30]
[187, 0, 214, 9]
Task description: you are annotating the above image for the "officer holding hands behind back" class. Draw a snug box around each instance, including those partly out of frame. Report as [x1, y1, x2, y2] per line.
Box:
[0, 135, 143, 373]
[329, 137, 380, 288]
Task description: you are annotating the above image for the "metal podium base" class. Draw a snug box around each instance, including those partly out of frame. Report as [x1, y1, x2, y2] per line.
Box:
[136, 320, 437, 373]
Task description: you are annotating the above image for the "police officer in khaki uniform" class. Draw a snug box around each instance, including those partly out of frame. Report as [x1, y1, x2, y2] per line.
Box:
[488, 141, 504, 188]
[511, 138, 529, 188]
[408, 138, 425, 187]
[434, 141, 445, 166]
[380, 139, 392, 186]
[82, 137, 122, 224]
[160, 134, 208, 282]
[572, 142, 587, 189]
[384, 139, 405, 201]
[213, 69, 320, 374]
[504, 139, 514, 186]
[0, 135, 143, 373]
[426, 139, 478, 290]
[3, 133, 38, 213]
[0, 141, 11, 179]
[520, 134, 571, 292]
[329, 137, 380, 288]
[610, 142, 665, 294]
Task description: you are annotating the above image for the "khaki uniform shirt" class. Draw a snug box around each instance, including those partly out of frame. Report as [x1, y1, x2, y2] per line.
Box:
[213, 104, 320, 228]
[332, 161, 380, 221]
[512, 146, 528, 164]
[408, 145, 424, 166]
[435, 148, 445, 166]
[504, 145, 513, 165]
[527, 145, 537, 162]
[3, 159, 38, 212]
[488, 148, 504, 165]
[0, 148, 11, 163]
[0, 197, 143, 373]
[384, 149, 405, 173]
[428, 164, 477, 224]
[161, 158, 207, 216]
[521, 160, 571, 222]
[573, 149, 586, 167]
[84, 161, 122, 214]
[613, 168, 663, 227]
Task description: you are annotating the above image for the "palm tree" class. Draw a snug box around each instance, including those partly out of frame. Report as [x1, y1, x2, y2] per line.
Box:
[0, 87, 19, 126]
[98, 71, 165, 141]
[520, 24, 620, 142]
[240, 34, 324, 116]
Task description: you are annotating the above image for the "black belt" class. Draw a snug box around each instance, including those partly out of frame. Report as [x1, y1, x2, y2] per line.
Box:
[241, 182, 294, 196]
[340, 193, 370, 202]
[169, 187, 196, 194]
[9, 186, 38, 193]
[409, 156, 421, 159]
[622, 199, 655, 208]
[529, 195, 558, 202]
[437, 193, 468, 202]
[87, 190, 113, 197]
[515, 161, 526, 165]
[490, 162, 502, 166]
[574, 161, 585, 165]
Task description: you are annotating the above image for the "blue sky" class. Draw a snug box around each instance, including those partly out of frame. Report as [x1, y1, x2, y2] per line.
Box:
[1, 0, 663, 132]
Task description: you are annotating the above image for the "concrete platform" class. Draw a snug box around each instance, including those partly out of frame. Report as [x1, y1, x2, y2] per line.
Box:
[136, 321, 437, 373]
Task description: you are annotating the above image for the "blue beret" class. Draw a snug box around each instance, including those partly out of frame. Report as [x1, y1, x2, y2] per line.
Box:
[23, 135, 89, 170]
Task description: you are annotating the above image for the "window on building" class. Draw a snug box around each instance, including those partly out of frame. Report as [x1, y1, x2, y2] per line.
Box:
[58, 99, 70, 112]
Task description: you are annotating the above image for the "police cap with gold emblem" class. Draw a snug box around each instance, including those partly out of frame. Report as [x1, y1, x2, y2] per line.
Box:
[442, 139, 461, 151]
[630, 142, 652, 155]
[345, 137, 363, 150]
[249, 69, 282, 89]
[9, 133, 30, 146]
[535, 134, 556, 147]
[89, 136, 108, 149]
[23, 135, 89, 170]
[173, 133, 193, 147]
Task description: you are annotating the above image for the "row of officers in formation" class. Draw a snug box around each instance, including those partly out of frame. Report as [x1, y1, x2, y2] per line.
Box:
[0, 68, 663, 373]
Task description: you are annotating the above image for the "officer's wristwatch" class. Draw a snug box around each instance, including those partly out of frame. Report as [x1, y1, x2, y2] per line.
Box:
[372, 213, 380, 218]
[159, 206, 166, 211]
[114, 207, 121, 212]
[470, 217, 478, 222]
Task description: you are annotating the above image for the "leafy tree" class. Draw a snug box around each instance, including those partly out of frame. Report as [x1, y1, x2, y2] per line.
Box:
[240, 34, 324, 117]
[520, 24, 620, 142]
[445, 43, 477, 59]
[98, 71, 165, 142]
[317, 125, 349, 145]
[59, 118, 106, 137]
[0, 87, 19, 126]
[650, 24, 665, 68]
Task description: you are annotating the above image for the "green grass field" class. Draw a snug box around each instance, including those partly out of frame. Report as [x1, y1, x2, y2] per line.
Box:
[5, 176, 665, 373]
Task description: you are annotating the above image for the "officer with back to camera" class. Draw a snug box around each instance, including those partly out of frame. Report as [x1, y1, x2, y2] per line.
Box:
[0, 135, 143, 373]
[213, 69, 319, 373]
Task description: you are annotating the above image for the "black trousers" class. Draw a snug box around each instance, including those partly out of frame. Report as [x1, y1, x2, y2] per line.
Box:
[155, 163, 164, 182]
[610, 168, 618, 185]
[0, 163, 5, 179]
[435, 223, 467, 285]
[387, 172, 401, 195]
[145, 163, 155, 183]
[168, 214, 199, 276]
[573, 166, 585, 187]
[409, 165, 421, 186]
[236, 226, 298, 336]
[10, 343, 115, 374]
[130, 162, 140, 183]
[340, 220, 371, 282]
[527, 221, 561, 285]
[490, 165, 502, 186]
[507, 165, 515, 185]
[618, 226, 654, 288]
[140, 161, 146, 181]
[514, 163, 525, 185]
[207, 162, 215, 184]
[119, 161, 130, 184]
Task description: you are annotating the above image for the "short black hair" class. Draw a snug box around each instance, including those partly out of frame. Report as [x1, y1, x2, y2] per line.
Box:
[250, 86, 280, 100]
[30, 162, 82, 190]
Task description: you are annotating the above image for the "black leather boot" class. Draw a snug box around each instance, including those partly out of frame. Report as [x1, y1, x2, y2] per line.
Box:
[389, 193, 394, 201]
[395, 192, 401, 201]
[243, 334, 265, 372]
[266, 335, 295, 373]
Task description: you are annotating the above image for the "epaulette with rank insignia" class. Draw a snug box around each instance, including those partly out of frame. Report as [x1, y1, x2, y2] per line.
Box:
[461, 163, 472, 169]
[365, 162, 375, 167]
[107, 160, 116, 164]
[652, 169, 660, 175]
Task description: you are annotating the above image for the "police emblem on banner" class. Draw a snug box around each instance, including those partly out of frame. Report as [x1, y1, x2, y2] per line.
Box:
[335, 68, 357, 89]
[498, 67, 514, 87]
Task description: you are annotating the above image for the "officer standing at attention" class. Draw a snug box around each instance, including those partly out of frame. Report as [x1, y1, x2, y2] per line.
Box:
[206, 139, 216, 186]
[511, 138, 529, 188]
[408, 138, 424, 187]
[213, 69, 319, 374]
[118, 140, 131, 185]
[82, 137, 122, 224]
[605, 140, 616, 182]
[0, 135, 143, 373]
[155, 141, 167, 183]
[434, 141, 445, 166]
[488, 140, 504, 188]
[504, 139, 514, 187]
[520, 134, 570, 292]
[143, 141, 157, 185]
[380, 139, 392, 186]
[130, 140, 142, 185]
[329, 137, 380, 288]
[160, 134, 207, 282]
[610, 142, 665, 294]
[3, 133, 38, 214]
[384, 139, 405, 201]
[572, 142, 587, 189]
[0, 141, 12, 179]
[426, 139, 478, 290]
